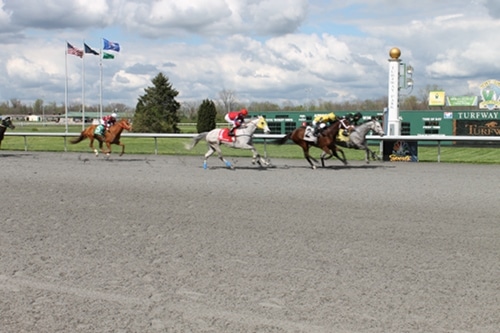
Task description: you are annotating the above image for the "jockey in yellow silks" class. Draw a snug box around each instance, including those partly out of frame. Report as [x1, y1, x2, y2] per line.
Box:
[312, 112, 337, 136]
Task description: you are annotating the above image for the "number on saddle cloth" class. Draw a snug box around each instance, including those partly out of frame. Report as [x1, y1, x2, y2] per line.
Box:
[94, 124, 105, 136]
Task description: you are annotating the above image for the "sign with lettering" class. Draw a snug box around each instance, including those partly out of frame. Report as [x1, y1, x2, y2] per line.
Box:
[446, 96, 478, 107]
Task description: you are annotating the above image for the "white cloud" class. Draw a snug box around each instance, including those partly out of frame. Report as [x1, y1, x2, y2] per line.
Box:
[1, 0, 500, 106]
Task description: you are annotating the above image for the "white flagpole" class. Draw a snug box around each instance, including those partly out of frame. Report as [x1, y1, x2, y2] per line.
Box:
[82, 40, 85, 130]
[99, 39, 103, 120]
[64, 42, 68, 134]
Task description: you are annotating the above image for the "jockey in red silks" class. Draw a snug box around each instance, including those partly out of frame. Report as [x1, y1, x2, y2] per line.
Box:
[224, 108, 248, 136]
[102, 112, 118, 131]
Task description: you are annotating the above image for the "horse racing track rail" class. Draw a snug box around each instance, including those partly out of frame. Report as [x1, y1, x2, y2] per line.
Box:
[6, 131, 500, 161]
[1, 152, 498, 333]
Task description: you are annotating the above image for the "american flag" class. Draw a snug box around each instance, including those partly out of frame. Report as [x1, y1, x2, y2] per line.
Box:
[67, 42, 83, 58]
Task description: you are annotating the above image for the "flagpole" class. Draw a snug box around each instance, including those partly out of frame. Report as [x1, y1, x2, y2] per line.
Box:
[82, 40, 85, 131]
[99, 39, 103, 120]
[64, 42, 69, 134]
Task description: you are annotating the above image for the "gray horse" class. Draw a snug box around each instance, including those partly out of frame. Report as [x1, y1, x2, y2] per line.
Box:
[187, 116, 271, 169]
[331, 117, 385, 164]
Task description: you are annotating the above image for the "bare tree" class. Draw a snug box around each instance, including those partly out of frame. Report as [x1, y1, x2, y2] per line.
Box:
[419, 84, 443, 109]
[218, 89, 237, 113]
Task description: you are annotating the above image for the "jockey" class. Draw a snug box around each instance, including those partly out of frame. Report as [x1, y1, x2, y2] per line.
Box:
[224, 108, 248, 136]
[343, 112, 363, 136]
[102, 112, 118, 131]
[312, 112, 337, 136]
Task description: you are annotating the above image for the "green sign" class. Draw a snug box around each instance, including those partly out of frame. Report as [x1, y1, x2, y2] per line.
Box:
[446, 96, 478, 106]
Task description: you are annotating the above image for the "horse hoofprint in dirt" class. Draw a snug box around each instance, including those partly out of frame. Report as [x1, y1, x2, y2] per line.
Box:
[186, 116, 271, 169]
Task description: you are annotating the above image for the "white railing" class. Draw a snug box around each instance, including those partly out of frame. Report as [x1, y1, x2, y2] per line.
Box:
[5, 132, 500, 162]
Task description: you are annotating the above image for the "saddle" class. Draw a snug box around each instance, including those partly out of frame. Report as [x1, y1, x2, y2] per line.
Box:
[218, 128, 236, 143]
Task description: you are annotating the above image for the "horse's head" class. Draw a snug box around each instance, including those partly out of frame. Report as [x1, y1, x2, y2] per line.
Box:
[255, 116, 271, 134]
[1, 117, 15, 129]
[118, 119, 132, 131]
[369, 118, 384, 136]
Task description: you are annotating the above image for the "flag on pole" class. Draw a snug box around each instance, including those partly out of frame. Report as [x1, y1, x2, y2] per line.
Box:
[103, 52, 115, 59]
[103, 38, 120, 52]
[84, 43, 99, 55]
[67, 42, 83, 58]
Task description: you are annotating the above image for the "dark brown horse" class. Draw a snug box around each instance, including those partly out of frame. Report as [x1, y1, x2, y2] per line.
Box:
[70, 119, 132, 156]
[0, 116, 15, 149]
[273, 119, 348, 169]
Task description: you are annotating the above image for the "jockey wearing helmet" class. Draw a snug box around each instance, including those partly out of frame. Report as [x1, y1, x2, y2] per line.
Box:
[102, 112, 118, 131]
[312, 112, 337, 136]
[343, 112, 363, 136]
[225, 108, 248, 136]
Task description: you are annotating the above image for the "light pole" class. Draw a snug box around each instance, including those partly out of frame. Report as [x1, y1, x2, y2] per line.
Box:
[305, 88, 311, 112]
[41, 96, 46, 126]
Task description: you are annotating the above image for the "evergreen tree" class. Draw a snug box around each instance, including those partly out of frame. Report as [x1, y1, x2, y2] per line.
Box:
[133, 73, 180, 133]
[196, 99, 217, 133]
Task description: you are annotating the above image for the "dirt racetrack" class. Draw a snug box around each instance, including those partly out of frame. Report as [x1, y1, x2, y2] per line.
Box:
[0, 152, 498, 333]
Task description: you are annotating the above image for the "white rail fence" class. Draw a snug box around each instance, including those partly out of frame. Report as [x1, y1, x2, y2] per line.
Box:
[5, 132, 500, 162]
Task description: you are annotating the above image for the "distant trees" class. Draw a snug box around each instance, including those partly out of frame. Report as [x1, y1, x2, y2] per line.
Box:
[133, 72, 180, 133]
[196, 99, 217, 133]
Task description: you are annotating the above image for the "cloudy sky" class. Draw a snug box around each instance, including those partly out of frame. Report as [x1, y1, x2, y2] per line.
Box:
[1, 0, 500, 109]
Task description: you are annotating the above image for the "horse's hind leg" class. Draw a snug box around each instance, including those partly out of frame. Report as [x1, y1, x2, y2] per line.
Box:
[212, 144, 233, 169]
[303, 147, 318, 169]
[202, 146, 216, 169]
[89, 137, 99, 156]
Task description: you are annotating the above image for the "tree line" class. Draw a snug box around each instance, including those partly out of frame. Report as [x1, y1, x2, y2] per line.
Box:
[2, 71, 467, 133]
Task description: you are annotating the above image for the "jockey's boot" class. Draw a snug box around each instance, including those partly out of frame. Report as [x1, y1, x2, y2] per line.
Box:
[95, 134, 105, 142]
[343, 129, 349, 136]
[228, 128, 235, 136]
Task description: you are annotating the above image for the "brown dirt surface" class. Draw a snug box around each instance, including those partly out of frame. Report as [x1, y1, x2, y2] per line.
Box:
[1, 152, 498, 333]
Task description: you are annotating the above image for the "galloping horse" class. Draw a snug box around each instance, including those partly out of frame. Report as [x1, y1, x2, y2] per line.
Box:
[273, 119, 348, 169]
[70, 119, 132, 156]
[187, 116, 271, 169]
[0, 117, 15, 149]
[333, 117, 385, 164]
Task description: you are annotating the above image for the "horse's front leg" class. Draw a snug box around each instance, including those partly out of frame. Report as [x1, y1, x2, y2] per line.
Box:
[368, 148, 380, 161]
[103, 142, 112, 156]
[250, 148, 269, 166]
[117, 141, 125, 156]
[328, 145, 348, 165]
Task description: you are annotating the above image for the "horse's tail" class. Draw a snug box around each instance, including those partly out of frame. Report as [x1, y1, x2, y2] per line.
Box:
[272, 132, 292, 145]
[185, 132, 208, 150]
[69, 133, 86, 144]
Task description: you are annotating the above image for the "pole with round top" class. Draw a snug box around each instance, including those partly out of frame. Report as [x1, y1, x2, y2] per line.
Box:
[387, 47, 402, 136]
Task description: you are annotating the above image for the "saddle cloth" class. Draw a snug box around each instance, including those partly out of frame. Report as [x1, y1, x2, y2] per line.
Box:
[336, 130, 350, 142]
[218, 128, 236, 143]
[94, 124, 105, 136]
[303, 126, 317, 143]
